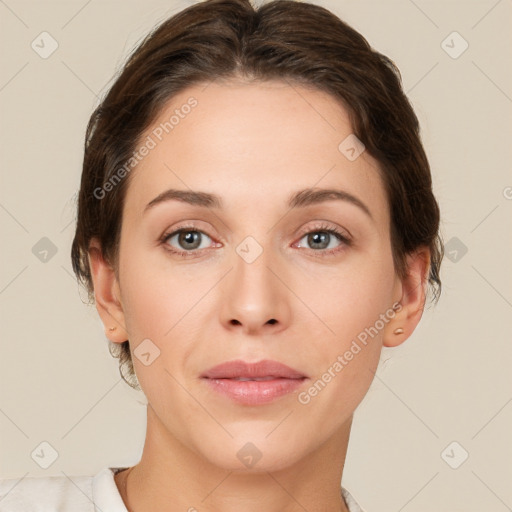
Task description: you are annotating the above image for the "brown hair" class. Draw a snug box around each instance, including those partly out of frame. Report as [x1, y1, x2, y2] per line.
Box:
[71, 0, 443, 390]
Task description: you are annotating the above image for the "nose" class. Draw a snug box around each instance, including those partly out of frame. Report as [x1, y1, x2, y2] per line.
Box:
[219, 243, 291, 336]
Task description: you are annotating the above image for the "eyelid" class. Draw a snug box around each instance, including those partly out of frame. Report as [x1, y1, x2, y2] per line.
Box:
[295, 221, 352, 241]
[160, 220, 219, 241]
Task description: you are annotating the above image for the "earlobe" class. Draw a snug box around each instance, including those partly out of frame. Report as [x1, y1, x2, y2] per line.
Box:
[88, 238, 129, 344]
[382, 247, 430, 348]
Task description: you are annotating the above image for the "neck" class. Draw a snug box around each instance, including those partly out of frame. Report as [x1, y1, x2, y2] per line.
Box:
[115, 405, 353, 512]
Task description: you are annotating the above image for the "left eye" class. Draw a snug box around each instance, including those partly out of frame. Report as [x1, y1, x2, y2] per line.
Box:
[296, 229, 346, 251]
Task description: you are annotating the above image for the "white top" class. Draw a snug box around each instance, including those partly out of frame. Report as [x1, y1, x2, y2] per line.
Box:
[0, 467, 365, 511]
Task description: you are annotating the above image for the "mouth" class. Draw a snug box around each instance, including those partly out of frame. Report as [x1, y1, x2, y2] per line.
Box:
[201, 359, 308, 405]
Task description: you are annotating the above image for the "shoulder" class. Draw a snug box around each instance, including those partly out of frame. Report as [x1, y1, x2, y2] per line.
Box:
[0, 473, 93, 511]
[0, 467, 128, 512]
[342, 486, 366, 512]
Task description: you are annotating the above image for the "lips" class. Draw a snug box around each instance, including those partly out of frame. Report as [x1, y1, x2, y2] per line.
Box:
[201, 359, 307, 405]
[201, 359, 307, 380]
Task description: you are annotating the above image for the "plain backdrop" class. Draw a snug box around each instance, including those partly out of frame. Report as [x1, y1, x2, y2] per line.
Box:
[0, 1, 511, 511]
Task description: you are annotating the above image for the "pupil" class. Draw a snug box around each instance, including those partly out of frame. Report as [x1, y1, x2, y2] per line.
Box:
[181, 231, 199, 249]
[310, 232, 328, 249]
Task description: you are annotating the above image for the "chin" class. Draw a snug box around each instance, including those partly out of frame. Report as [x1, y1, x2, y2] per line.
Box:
[191, 429, 311, 473]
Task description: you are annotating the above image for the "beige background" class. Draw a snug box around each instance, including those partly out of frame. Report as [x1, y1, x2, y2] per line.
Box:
[1, 0, 511, 510]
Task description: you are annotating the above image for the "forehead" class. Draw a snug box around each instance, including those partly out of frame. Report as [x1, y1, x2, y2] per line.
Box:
[123, 79, 388, 225]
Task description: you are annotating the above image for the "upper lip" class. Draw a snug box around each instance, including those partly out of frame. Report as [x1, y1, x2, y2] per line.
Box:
[201, 359, 307, 379]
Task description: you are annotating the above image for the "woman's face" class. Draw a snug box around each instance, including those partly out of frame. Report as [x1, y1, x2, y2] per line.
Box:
[100, 79, 412, 471]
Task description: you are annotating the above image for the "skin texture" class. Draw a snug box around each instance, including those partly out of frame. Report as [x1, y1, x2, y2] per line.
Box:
[88, 79, 430, 512]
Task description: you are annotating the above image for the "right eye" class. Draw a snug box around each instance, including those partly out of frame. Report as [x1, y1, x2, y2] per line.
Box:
[161, 227, 215, 256]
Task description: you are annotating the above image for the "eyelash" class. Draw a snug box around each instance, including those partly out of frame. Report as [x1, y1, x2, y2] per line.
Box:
[159, 222, 352, 259]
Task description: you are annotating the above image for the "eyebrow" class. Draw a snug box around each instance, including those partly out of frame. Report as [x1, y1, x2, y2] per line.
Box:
[144, 187, 373, 219]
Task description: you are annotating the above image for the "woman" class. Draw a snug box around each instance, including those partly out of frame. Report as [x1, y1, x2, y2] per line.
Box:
[0, 0, 442, 510]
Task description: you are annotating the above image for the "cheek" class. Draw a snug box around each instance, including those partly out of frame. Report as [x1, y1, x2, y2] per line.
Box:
[119, 242, 198, 338]
[117, 244, 217, 390]
[309, 249, 396, 343]
[298, 251, 396, 404]
[296, 298, 389, 438]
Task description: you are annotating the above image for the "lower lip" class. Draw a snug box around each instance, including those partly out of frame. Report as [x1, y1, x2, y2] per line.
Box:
[203, 377, 306, 405]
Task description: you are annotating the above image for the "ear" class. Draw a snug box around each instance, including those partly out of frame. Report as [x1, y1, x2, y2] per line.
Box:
[382, 247, 431, 348]
[88, 238, 129, 344]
